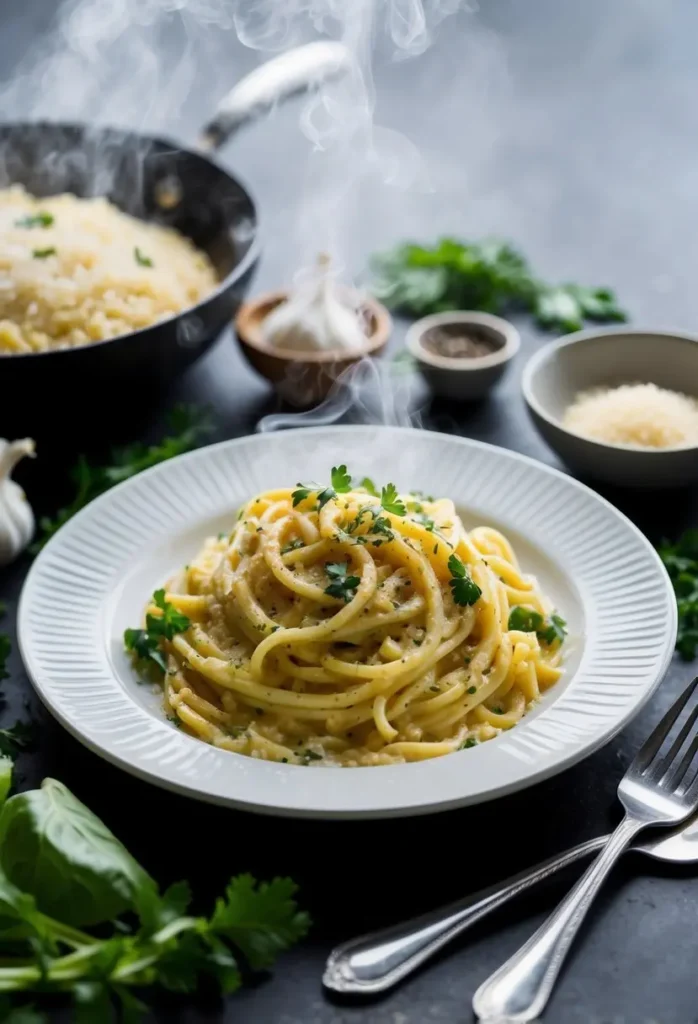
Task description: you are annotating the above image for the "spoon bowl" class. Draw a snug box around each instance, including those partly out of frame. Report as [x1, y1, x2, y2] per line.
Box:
[323, 811, 698, 994]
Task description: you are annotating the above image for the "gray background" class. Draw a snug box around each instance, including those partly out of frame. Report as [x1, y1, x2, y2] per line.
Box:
[1, 2, 698, 1022]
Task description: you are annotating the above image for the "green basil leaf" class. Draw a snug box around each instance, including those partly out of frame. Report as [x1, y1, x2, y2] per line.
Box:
[0, 779, 158, 927]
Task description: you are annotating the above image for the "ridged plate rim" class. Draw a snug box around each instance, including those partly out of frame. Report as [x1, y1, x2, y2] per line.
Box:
[18, 426, 677, 819]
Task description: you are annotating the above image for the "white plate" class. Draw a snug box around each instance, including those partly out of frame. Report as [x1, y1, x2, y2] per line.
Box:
[19, 427, 676, 819]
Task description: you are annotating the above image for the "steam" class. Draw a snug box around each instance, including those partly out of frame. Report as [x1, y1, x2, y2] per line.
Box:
[233, 0, 469, 276]
[257, 357, 426, 432]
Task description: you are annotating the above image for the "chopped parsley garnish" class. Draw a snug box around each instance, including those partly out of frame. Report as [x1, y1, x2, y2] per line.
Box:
[331, 465, 352, 493]
[447, 554, 482, 606]
[467, 685, 477, 694]
[0, 635, 9, 683]
[316, 487, 335, 509]
[508, 606, 567, 646]
[345, 506, 395, 545]
[15, 211, 54, 228]
[492, 706, 504, 714]
[281, 539, 305, 554]
[659, 529, 698, 660]
[291, 485, 313, 506]
[134, 246, 154, 267]
[32, 247, 56, 259]
[324, 562, 361, 603]
[300, 749, 322, 763]
[381, 483, 406, 516]
[360, 477, 379, 496]
[292, 483, 335, 509]
[460, 738, 477, 749]
[124, 589, 191, 674]
[415, 513, 436, 532]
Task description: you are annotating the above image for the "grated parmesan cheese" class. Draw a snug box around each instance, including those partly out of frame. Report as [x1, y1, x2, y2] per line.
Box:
[562, 382, 698, 449]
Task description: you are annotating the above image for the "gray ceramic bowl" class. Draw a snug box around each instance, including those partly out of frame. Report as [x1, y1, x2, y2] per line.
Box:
[406, 311, 520, 401]
[522, 327, 698, 488]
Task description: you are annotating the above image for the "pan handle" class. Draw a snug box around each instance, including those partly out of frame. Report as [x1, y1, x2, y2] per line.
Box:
[197, 41, 351, 152]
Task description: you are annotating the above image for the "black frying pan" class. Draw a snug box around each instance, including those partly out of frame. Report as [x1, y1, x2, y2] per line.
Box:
[0, 43, 349, 423]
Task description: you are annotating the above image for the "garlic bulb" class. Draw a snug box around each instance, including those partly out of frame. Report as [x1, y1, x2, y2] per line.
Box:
[0, 438, 35, 565]
[260, 252, 367, 353]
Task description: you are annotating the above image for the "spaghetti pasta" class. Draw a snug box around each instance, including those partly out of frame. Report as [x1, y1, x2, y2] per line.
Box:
[131, 473, 565, 766]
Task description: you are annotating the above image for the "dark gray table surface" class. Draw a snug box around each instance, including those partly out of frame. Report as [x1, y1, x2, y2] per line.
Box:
[2, 2, 698, 1022]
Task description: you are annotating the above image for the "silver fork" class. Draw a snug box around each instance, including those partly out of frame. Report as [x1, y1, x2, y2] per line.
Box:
[473, 677, 698, 1022]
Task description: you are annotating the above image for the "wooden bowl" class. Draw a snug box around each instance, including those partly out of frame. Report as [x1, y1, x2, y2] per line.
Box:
[234, 290, 392, 406]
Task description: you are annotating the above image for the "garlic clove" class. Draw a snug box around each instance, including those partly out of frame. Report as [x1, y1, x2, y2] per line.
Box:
[0, 438, 36, 566]
[260, 252, 367, 354]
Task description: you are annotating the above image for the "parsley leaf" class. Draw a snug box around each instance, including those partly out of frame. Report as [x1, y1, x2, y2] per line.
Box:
[659, 529, 698, 660]
[360, 477, 379, 496]
[208, 874, 310, 970]
[15, 211, 53, 229]
[316, 487, 336, 509]
[331, 465, 352, 493]
[124, 590, 190, 674]
[508, 606, 567, 646]
[134, 247, 153, 267]
[447, 554, 482, 606]
[460, 738, 477, 749]
[324, 563, 361, 602]
[292, 483, 335, 508]
[291, 485, 313, 507]
[381, 483, 406, 517]
[32, 247, 55, 259]
[0, 721, 34, 757]
[372, 237, 626, 333]
[32, 405, 212, 552]
[0, 635, 10, 682]
[538, 614, 567, 646]
[508, 606, 544, 633]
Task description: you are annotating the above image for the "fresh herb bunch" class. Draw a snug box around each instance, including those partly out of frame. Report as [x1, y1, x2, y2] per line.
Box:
[659, 529, 698, 659]
[33, 405, 213, 553]
[0, 770, 309, 1022]
[124, 590, 191, 674]
[292, 468, 406, 521]
[508, 606, 567, 646]
[372, 238, 627, 333]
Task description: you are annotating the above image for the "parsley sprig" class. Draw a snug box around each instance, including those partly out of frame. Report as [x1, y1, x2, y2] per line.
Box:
[331, 465, 352, 493]
[447, 554, 482, 606]
[372, 237, 626, 333]
[508, 606, 567, 646]
[32, 405, 213, 553]
[124, 590, 190, 674]
[380, 483, 406, 517]
[0, 773, 308, 1020]
[324, 562, 361, 603]
[659, 529, 698, 659]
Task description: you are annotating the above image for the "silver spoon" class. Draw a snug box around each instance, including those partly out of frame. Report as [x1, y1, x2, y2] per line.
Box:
[323, 815, 698, 995]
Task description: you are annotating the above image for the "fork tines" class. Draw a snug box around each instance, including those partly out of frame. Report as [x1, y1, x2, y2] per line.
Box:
[634, 677, 698, 794]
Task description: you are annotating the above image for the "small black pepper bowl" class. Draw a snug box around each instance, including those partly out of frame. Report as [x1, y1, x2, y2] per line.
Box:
[406, 311, 520, 401]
